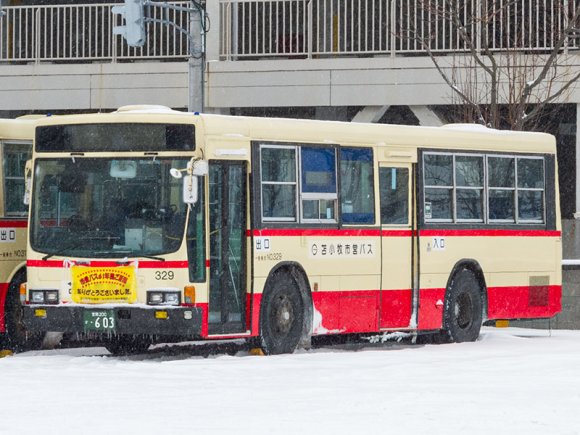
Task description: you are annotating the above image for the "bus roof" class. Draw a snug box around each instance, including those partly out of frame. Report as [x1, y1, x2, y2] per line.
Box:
[32, 108, 557, 156]
[0, 117, 40, 141]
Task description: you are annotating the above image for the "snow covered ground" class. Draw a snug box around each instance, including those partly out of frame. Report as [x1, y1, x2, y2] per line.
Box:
[1, 327, 580, 435]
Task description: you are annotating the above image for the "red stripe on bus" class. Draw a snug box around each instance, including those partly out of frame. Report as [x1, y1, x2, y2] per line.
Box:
[248, 228, 559, 238]
[27, 260, 188, 269]
[249, 229, 414, 237]
[0, 220, 27, 228]
[420, 229, 561, 237]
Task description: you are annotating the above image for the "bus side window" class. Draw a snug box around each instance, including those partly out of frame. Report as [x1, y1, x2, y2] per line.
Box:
[380, 167, 409, 225]
[340, 147, 375, 224]
[3, 143, 31, 216]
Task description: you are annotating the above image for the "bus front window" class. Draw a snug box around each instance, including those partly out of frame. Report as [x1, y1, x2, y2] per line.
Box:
[31, 158, 189, 258]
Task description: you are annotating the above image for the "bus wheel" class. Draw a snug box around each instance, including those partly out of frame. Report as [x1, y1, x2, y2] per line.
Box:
[260, 271, 304, 355]
[442, 269, 483, 343]
[2, 272, 45, 352]
[105, 336, 151, 356]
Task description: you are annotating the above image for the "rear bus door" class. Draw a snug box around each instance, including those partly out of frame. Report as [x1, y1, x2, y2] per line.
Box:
[379, 163, 415, 329]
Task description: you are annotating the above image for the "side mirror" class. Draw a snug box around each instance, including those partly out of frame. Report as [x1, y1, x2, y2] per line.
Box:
[183, 175, 198, 204]
[23, 159, 32, 206]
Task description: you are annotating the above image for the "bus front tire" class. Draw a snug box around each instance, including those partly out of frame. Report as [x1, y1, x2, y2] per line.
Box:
[442, 269, 483, 343]
[2, 272, 45, 352]
[260, 271, 304, 355]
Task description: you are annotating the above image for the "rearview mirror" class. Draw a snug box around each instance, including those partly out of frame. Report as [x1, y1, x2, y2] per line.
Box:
[110, 160, 137, 179]
[23, 159, 32, 205]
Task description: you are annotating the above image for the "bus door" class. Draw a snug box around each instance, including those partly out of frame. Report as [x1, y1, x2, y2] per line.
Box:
[379, 163, 414, 329]
[208, 161, 247, 335]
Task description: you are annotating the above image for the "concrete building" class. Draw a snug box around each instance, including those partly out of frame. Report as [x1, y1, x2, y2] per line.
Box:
[1, 0, 580, 328]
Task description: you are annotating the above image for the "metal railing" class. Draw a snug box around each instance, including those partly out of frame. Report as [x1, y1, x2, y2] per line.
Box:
[219, 0, 579, 60]
[0, 1, 577, 63]
[0, 2, 190, 63]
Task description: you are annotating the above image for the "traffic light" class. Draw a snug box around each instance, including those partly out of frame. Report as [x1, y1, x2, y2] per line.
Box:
[112, 0, 146, 47]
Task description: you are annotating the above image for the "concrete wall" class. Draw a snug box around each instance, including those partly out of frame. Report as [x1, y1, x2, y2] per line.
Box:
[0, 62, 188, 112]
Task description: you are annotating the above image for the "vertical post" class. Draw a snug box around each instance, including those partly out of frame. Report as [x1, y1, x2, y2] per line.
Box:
[35, 8, 40, 64]
[390, 0, 396, 57]
[574, 104, 580, 219]
[204, 0, 220, 61]
[307, 0, 312, 59]
[476, 0, 482, 54]
[189, 1, 204, 113]
[563, 0, 569, 55]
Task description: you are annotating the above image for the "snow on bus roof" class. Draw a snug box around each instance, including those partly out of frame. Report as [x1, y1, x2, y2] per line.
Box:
[114, 105, 185, 115]
[441, 123, 538, 135]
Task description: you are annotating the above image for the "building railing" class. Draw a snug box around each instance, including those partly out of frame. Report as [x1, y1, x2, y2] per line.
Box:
[219, 0, 579, 60]
[0, 2, 190, 63]
[0, 1, 577, 64]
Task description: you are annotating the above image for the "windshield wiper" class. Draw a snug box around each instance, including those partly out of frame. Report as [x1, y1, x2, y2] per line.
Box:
[139, 255, 166, 262]
[42, 233, 122, 261]
[114, 254, 166, 264]
[42, 238, 88, 261]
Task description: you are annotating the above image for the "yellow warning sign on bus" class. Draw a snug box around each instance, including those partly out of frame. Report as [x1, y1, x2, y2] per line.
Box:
[71, 266, 136, 304]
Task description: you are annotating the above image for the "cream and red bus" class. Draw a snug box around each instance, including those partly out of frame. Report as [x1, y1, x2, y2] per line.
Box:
[0, 117, 44, 350]
[22, 106, 561, 354]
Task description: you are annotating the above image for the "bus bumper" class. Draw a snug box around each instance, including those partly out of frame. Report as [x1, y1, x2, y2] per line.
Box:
[22, 305, 203, 337]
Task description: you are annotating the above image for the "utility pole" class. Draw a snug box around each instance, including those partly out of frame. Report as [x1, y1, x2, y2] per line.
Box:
[112, 0, 206, 113]
[188, 1, 204, 113]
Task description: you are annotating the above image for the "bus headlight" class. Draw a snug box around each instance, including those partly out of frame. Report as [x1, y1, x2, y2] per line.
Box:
[147, 290, 181, 306]
[164, 293, 180, 305]
[30, 290, 59, 304]
[148, 292, 164, 304]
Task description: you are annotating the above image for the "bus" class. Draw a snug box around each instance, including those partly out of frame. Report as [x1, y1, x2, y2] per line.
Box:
[22, 106, 561, 354]
[0, 117, 43, 351]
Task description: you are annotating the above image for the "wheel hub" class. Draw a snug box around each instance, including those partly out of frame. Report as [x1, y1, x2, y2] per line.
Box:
[273, 295, 294, 334]
[455, 292, 473, 330]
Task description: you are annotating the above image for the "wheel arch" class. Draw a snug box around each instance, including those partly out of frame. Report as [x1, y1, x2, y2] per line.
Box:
[7, 264, 27, 289]
[445, 259, 488, 320]
[261, 261, 313, 346]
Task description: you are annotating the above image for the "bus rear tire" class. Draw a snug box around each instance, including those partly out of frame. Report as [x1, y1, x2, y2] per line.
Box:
[441, 269, 483, 343]
[2, 271, 45, 352]
[260, 271, 304, 355]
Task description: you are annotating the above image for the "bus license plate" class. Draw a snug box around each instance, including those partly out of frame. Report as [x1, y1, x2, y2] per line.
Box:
[83, 310, 115, 332]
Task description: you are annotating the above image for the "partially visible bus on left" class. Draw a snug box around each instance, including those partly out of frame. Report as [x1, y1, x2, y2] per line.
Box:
[0, 117, 43, 350]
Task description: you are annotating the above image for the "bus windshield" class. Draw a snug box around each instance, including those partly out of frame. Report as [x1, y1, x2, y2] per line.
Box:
[30, 157, 189, 259]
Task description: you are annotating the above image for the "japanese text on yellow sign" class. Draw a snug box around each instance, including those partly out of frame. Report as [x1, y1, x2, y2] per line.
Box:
[71, 266, 136, 304]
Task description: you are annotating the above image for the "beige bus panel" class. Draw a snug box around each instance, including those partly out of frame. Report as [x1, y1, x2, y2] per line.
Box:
[419, 236, 561, 289]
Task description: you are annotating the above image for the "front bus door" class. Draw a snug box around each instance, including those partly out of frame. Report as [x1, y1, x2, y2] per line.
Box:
[379, 163, 415, 329]
[208, 160, 247, 335]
